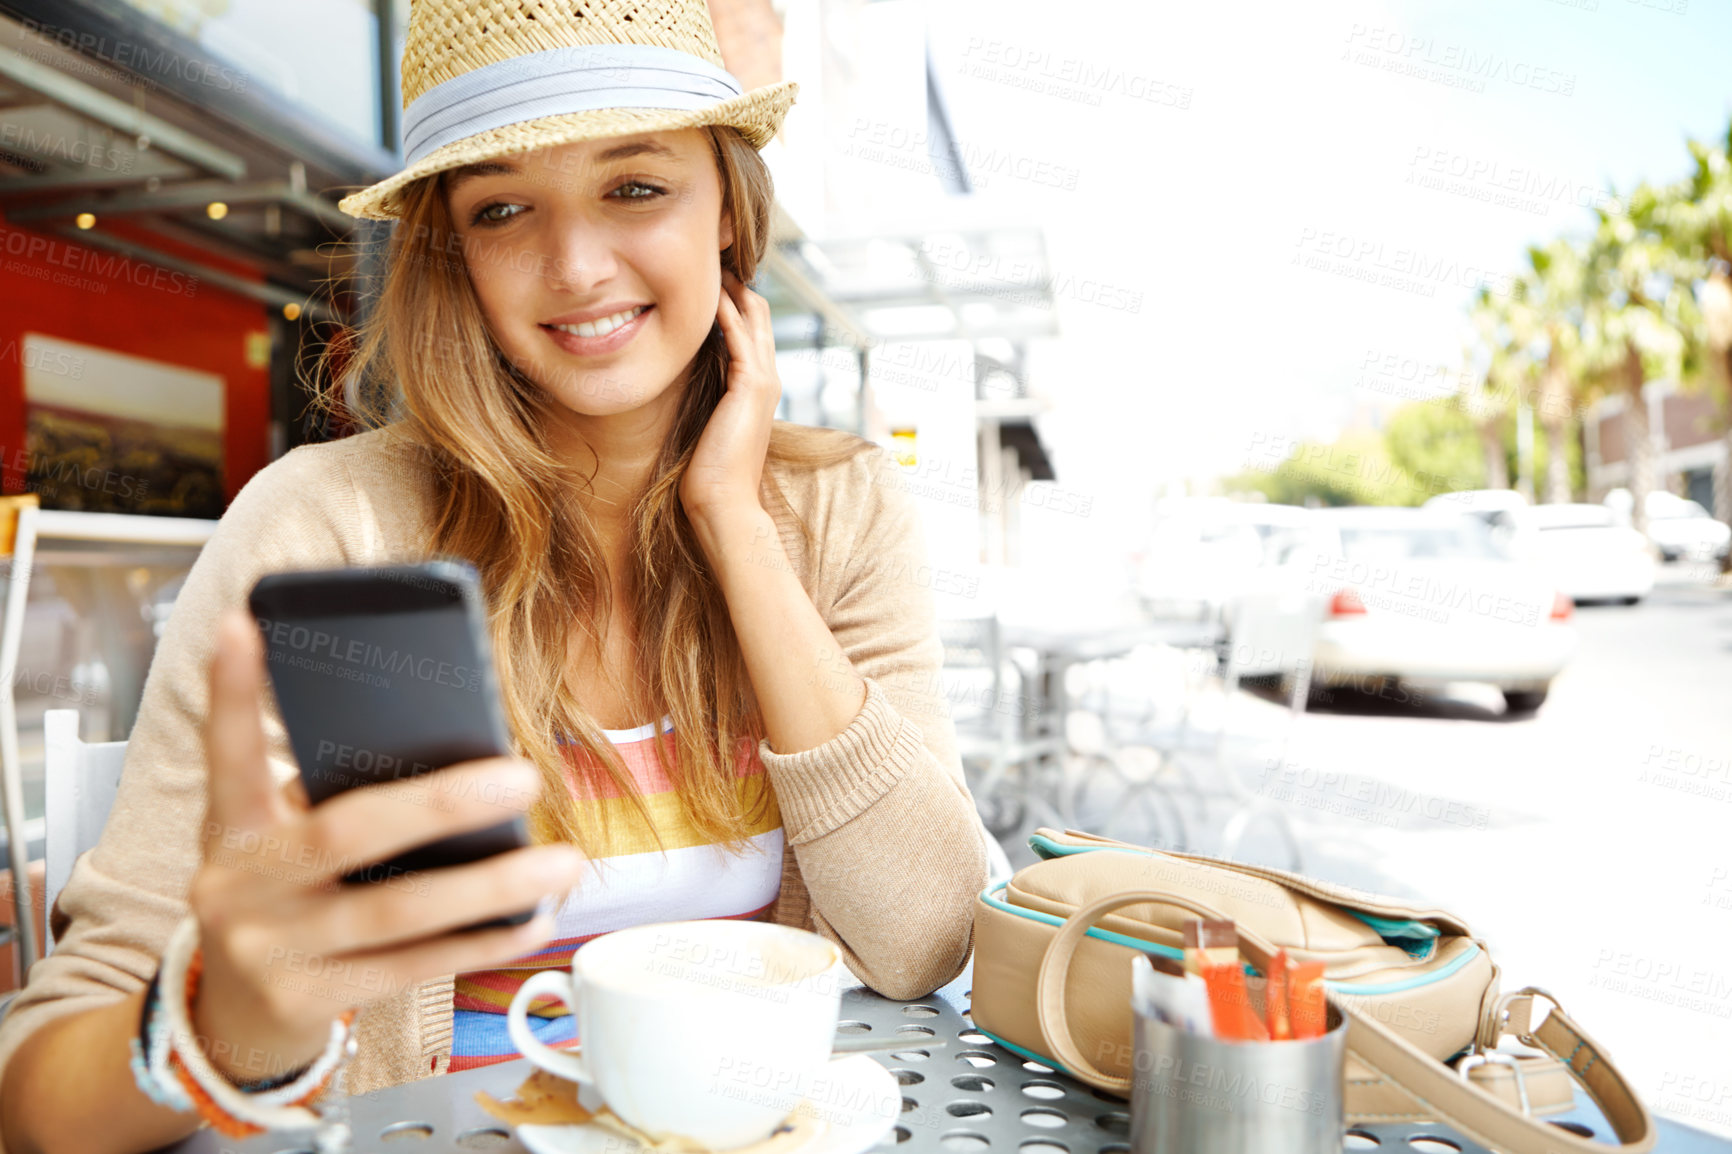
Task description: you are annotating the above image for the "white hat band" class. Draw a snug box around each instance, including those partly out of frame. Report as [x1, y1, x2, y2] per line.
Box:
[402, 43, 746, 166]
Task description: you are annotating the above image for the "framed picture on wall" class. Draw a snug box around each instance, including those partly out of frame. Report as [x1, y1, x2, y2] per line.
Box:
[22, 333, 225, 519]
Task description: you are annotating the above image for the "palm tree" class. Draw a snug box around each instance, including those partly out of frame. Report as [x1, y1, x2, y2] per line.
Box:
[1650, 121, 1732, 567]
[1525, 241, 1587, 505]
[1464, 288, 1521, 492]
[1466, 267, 1584, 503]
[1575, 184, 1698, 538]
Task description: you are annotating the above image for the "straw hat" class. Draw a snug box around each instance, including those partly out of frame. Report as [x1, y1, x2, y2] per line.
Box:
[337, 0, 799, 221]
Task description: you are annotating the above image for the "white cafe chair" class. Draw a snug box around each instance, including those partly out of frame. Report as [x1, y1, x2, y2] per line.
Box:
[0, 495, 42, 982]
[43, 710, 127, 956]
[0, 709, 123, 1023]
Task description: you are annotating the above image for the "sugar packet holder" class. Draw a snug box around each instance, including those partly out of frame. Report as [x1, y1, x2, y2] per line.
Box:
[1128, 958, 1350, 1154]
[1148, 916, 1328, 1043]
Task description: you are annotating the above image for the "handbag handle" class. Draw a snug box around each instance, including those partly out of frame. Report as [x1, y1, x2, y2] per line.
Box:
[1033, 888, 1276, 1093]
[1035, 891, 1655, 1154]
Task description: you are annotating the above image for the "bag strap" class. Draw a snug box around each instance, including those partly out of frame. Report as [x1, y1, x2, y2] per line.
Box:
[1033, 889, 1230, 1093]
[1034, 891, 1656, 1154]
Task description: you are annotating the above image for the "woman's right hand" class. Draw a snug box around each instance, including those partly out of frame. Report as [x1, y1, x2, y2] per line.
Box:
[184, 607, 585, 1085]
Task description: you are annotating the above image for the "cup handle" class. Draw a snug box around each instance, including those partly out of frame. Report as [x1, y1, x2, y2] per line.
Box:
[507, 969, 590, 1084]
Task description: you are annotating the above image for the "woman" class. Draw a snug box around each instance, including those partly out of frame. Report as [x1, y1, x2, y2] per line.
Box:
[0, 1, 990, 1149]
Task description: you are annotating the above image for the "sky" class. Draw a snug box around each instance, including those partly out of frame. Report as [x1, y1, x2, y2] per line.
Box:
[901, 0, 1732, 571]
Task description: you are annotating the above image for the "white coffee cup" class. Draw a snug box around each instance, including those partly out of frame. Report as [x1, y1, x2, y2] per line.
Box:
[506, 919, 844, 1150]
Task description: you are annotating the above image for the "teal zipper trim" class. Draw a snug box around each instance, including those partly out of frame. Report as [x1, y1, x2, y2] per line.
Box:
[982, 880, 1482, 996]
[1029, 833, 1139, 860]
[1348, 910, 1440, 961]
[1324, 941, 1480, 995]
[979, 883, 1185, 961]
[971, 1027, 1071, 1076]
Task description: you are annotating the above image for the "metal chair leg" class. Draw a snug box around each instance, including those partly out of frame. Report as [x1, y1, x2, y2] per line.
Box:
[0, 687, 33, 985]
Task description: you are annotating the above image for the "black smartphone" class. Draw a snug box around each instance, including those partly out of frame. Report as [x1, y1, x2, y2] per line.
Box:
[248, 559, 536, 930]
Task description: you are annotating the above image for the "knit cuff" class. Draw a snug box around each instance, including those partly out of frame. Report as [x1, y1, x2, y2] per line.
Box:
[418, 974, 454, 1066]
[757, 677, 927, 844]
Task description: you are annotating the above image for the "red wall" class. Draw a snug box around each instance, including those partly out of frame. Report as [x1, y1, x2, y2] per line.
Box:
[0, 210, 272, 506]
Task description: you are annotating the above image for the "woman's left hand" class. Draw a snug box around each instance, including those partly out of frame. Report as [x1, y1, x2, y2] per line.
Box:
[681, 266, 780, 528]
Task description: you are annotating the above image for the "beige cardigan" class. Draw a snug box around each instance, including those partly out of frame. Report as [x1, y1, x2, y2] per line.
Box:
[0, 423, 989, 1110]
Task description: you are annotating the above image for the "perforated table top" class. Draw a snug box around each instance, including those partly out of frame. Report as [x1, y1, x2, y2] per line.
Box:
[166, 959, 1731, 1154]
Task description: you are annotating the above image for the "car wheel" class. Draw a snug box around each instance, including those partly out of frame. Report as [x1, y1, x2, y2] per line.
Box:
[1502, 688, 1548, 714]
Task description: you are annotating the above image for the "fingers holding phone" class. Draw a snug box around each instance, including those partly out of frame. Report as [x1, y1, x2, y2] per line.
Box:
[186, 573, 584, 1084]
[243, 560, 583, 938]
[289, 756, 585, 951]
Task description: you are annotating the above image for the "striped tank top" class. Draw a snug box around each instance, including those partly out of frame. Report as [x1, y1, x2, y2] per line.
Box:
[449, 717, 784, 1071]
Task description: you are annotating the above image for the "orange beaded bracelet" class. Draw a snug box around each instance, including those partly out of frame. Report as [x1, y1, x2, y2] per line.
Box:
[155, 915, 360, 1138]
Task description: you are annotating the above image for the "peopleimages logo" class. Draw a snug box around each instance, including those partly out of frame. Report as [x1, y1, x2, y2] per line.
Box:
[0, 226, 198, 297]
[20, 19, 249, 94]
[0, 122, 132, 173]
[255, 616, 484, 692]
[0, 341, 84, 380]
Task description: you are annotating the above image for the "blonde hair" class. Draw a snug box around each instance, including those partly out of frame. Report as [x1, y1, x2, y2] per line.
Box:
[314, 126, 875, 856]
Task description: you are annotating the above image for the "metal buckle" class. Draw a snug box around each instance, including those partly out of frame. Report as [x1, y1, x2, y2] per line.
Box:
[1512, 986, 1566, 1046]
[1459, 1050, 1532, 1116]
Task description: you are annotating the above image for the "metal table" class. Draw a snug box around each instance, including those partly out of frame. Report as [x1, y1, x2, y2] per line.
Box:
[998, 620, 1225, 715]
[997, 618, 1225, 848]
[998, 618, 1224, 752]
[159, 957, 1731, 1154]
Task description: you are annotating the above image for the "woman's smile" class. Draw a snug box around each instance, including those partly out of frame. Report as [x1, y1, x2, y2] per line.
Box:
[540, 303, 656, 357]
[445, 130, 729, 417]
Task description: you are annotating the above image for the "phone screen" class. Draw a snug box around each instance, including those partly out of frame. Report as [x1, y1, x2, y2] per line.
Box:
[259, 606, 503, 805]
[251, 563, 533, 924]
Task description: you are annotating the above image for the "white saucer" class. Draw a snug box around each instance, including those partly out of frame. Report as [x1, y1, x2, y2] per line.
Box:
[516, 1054, 899, 1154]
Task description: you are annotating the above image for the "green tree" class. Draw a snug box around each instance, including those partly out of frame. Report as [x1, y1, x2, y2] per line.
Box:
[1224, 430, 1421, 507]
[1384, 400, 1486, 502]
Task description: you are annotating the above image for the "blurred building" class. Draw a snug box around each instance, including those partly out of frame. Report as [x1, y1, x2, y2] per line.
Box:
[0, 0, 1063, 793]
[764, 0, 1061, 579]
[0, 0, 429, 981]
[1584, 382, 1723, 512]
[0, 0, 385, 511]
[0, 0, 1062, 548]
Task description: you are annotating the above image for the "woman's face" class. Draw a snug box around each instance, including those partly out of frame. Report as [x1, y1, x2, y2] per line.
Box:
[444, 128, 732, 420]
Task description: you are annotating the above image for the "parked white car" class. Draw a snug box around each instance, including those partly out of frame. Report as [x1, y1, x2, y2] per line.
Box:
[1647, 493, 1728, 562]
[1498, 504, 1655, 605]
[1423, 489, 1530, 522]
[1271, 507, 1577, 713]
[1134, 498, 1314, 621]
[1604, 488, 1731, 561]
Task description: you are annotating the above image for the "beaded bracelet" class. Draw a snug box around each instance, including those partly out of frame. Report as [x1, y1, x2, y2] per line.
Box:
[127, 968, 195, 1113]
[142, 914, 360, 1137]
[174, 944, 359, 1112]
[230, 1051, 317, 1094]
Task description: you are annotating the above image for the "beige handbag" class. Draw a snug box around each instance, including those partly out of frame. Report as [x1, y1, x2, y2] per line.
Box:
[971, 828, 1656, 1153]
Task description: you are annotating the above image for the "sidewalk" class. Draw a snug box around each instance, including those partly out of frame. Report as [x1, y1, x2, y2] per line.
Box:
[984, 665, 1732, 1142]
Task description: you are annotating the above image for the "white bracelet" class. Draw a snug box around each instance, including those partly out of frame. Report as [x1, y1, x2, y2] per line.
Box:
[242, 1025, 357, 1109]
[156, 914, 357, 1131]
[128, 969, 195, 1112]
